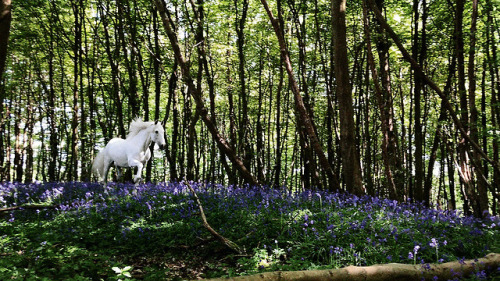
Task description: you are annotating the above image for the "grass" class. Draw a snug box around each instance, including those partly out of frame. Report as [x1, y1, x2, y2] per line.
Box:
[0, 181, 499, 280]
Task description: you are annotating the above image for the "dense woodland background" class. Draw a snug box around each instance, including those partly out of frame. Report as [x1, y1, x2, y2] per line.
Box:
[0, 0, 498, 217]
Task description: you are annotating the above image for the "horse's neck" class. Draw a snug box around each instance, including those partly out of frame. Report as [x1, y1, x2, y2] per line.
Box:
[128, 129, 152, 152]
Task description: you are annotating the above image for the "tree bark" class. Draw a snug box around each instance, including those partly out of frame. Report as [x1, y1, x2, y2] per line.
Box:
[206, 253, 500, 281]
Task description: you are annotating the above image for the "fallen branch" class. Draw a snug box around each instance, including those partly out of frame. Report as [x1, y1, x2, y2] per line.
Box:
[185, 182, 242, 254]
[206, 253, 500, 281]
[0, 204, 57, 213]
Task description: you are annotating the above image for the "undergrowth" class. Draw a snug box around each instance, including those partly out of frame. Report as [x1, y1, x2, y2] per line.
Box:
[0, 181, 498, 280]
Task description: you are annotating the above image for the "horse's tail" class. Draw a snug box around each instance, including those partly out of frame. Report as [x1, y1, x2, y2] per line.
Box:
[92, 149, 106, 181]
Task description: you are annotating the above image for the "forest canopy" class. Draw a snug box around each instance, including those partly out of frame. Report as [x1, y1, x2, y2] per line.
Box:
[0, 0, 499, 217]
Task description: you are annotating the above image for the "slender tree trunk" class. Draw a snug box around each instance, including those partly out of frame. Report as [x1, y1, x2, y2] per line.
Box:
[147, 6, 163, 181]
[0, 0, 10, 82]
[486, 0, 500, 214]
[70, 0, 82, 181]
[273, 39, 284, 188]
[48, 2, 59, 182]
[234, 0, 251, 174]
[24, 97, 34, 183]
[412, 0, 424, 202]
[171, 68, 179, 181]
[468, 0, 488, 216]
[225, 32, 238, 184]
[0, 1, 8, 177]
[0, 86, 4, 180]
[3, 98, 12, 181]
[79, 0, 89, 181]
[454, 0, 476, 216]
[14, 97, 23, 182]
[256, 48, 265, 183]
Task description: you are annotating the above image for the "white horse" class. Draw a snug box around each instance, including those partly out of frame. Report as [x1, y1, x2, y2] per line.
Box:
[92, 118, 166, 183]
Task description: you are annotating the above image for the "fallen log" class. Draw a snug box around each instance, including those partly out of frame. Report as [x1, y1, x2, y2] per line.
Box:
[0, 204, 57, 213]
[206, 253, 500, 281]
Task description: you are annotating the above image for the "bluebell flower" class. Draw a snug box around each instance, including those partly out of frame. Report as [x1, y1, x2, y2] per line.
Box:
[408, 251, 414, 259]
[429, 238, 438, 248]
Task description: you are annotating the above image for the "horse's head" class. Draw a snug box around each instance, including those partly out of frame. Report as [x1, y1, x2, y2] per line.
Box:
[151, 121, 166, 149]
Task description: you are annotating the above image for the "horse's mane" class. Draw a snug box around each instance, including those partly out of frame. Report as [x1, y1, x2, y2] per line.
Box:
[126, 118, 154, 139]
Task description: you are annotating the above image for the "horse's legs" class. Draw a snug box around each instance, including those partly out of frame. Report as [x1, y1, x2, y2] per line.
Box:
[102, 160, 111, 183]
[128, 159, 144, 184]
[134, 163, 144, 184]
[115, 164, 122, 180]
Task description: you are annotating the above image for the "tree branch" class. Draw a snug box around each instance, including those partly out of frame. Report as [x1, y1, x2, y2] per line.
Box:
[185, 182, 242, 254]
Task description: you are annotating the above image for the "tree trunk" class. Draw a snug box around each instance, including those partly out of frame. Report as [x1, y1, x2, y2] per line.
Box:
[486, 0, 500, 214]
[467, 0, 488, 216]
[0, 0, 10, 82]
[412, 0, 425, 202]
[14, 98, 23, 182]
[0, 1, 9, 179]
[24, 96, 34, 183]
[273, 35, 284, 188]
[454, 0, 474, 215]
[331, 0, 364, 195]
[48, 1, 59, 182]
[69, 0, 82, 181]
[234, 0, 251, 176]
